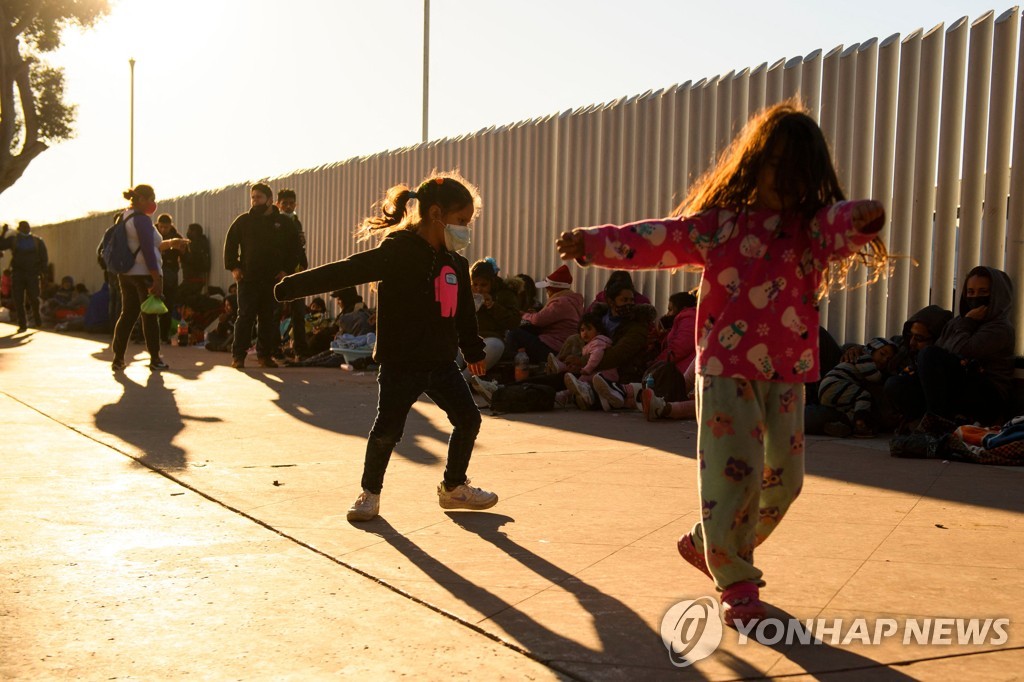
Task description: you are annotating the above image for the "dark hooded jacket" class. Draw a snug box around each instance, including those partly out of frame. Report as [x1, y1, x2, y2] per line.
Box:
[273, 229, 484, 368]
[888, 305, 953, 374]
[936, 265, 1016, 398]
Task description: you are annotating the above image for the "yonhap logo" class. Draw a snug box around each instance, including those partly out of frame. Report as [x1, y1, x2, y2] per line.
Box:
[660, 597, 724, 667]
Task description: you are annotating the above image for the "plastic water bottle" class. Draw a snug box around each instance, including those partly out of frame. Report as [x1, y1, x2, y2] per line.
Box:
[645, 375, 655, 391]
[514, 348, 530, 382]
[177, 321, 189, 347]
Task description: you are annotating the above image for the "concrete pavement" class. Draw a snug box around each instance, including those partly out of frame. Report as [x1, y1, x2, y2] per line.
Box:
[2, 322, 1023, 680]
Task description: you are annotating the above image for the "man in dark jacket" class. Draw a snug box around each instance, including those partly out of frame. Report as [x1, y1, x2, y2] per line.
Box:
[223, 183, 302, 368]
[0, 221, 48, 332]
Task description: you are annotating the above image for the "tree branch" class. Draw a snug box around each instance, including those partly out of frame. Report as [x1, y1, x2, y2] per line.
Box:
[0, 138, 47, 195]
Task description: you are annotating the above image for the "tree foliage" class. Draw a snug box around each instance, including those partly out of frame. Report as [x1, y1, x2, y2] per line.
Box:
[0, 0, 109, 195]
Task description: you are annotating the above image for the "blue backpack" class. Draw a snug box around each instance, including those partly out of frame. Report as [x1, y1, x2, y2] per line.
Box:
[98, 212, 141, 274]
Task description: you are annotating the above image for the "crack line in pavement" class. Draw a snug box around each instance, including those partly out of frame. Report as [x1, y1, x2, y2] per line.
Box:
[2, 391, 587, 682]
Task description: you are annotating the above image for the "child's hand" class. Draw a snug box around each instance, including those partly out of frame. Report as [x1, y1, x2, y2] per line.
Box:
[467, 360, 487, 376]
[852, 200, 885, 234]
[556, 230, 584, 260]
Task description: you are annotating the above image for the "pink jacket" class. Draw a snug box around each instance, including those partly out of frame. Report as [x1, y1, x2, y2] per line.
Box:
[581, 334, 617, 381]
[578, 202, 879, 383]
[656, 307, 697, 375]
[521, 290, 584, 351]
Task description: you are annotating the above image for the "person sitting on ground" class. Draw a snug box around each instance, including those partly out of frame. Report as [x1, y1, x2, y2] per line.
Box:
[506, 265, 584, 364]
[471, 312, 614, 409]
[808, 306, 951, 435]
[886, 266, 1015, 431]
[585, 269, 652, 313]
[40, 275, 79, 327]
[817, 337, 897, 437]
[470, 257, 521, 370]
[332, 287, 374, 336]
[571, 290, 699, 418]
[563, 279, 658, 410]
[205, 294, 237, 353]
[550, 312, 615, 408]
[507, 273, 540, 313]
[876, 305, 952, 433]
[304, 296, 337, 355]
[633, 291, 701, 420]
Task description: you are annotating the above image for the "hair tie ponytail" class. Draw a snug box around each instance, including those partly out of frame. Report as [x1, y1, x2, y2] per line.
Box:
[407, 190, 417, 200]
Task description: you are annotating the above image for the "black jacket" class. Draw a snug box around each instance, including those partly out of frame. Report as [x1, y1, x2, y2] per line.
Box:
[223, 206, 302, 281]
[274, 230, 484, 368]
[1, 231, 48, 274]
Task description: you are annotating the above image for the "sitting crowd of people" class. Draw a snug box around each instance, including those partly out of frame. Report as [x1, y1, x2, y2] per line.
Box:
[458, 259, 1018, 446]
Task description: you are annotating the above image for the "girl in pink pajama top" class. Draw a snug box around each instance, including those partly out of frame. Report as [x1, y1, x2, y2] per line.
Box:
[556, 101, 888, 627]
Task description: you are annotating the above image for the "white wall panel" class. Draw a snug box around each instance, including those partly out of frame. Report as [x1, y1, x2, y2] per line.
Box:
[958, 11, 995, 286]
[907, 24, 944, 315]
[933, 18, 969, 312]
[981, 8, 1019, 266]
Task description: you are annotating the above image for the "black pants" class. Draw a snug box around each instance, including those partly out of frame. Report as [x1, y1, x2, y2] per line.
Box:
[159, 267, 179, 342]
[361, 363, 481, 494]
[232, 278, 279, 360]
[885, 345, 1004, 423]
[11, 270, 41, 328]
[112, 274, 161, 362]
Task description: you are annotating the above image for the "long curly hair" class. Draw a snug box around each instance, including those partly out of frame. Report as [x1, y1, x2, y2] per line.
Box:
[676, 99, 889, 297]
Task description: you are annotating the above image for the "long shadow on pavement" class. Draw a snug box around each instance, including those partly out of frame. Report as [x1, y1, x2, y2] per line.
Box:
[244, 369, 446, 466]
[93, 370, 222, 470]
[363, 513, 703, 680]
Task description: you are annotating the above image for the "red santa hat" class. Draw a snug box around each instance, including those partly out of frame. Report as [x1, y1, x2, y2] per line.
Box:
[536, 264, 573, 289]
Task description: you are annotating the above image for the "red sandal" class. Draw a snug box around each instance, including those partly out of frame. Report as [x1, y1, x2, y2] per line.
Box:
[677, 533, 713, 580]
[721, 581, 766, 627]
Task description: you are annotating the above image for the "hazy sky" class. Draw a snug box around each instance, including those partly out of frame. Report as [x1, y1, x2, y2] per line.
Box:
[0, 0, 1008, 225]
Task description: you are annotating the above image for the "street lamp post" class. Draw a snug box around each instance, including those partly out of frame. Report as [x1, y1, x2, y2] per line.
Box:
[129, 57, 135, 187]
[422, 0, 429, 142]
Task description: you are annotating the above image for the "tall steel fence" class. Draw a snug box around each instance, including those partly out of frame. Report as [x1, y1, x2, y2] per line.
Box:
[34, 8, 1024, 350]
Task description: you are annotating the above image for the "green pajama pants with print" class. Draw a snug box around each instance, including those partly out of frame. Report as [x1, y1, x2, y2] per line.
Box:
[690, 375, 805, 590]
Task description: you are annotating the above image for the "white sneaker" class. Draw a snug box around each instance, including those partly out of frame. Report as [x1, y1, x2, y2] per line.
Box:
[592, 374, 626, 411]
[470, 376, 500, 404]
[346, 490, 380, 521]
[553, 389, 572, 408]
[437, 479, 498, 510]
[564, 373, 594, 410]
[546, 352, 566, 374]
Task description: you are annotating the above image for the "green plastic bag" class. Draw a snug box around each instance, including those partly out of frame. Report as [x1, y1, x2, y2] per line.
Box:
[140, 294, 168, 315]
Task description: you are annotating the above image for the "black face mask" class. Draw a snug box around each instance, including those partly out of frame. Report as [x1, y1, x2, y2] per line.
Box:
[615, 303, 636, 318]
[964, 296, 990, 314]
[249, 204, 268, 217]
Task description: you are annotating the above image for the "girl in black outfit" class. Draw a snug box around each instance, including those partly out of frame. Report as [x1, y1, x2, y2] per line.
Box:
[274, 172, 498, 522]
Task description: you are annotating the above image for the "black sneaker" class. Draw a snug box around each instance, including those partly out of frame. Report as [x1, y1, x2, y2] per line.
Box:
[149, 359, 169, 371]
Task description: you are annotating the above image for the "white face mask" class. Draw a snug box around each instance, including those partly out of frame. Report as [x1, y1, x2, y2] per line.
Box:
[443, 224, 471, 252]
